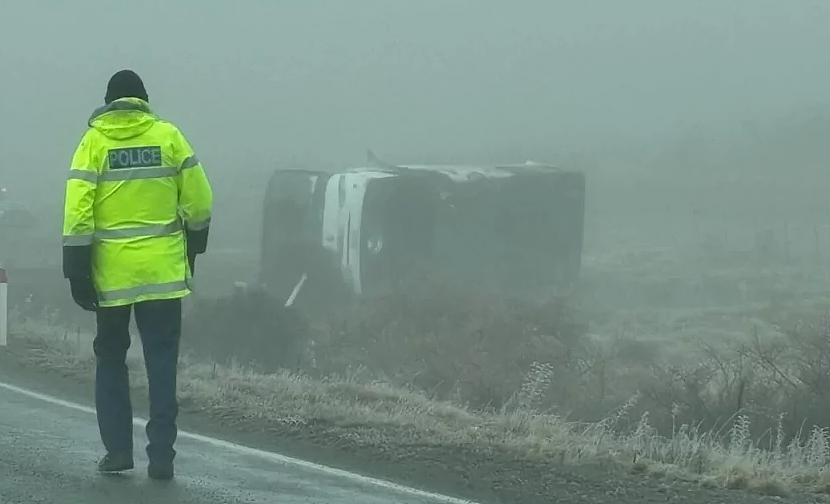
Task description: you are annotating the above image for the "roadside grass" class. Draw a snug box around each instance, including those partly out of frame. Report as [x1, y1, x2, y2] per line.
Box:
[9, 279, 830, 500]
[9, 226, 830, 498]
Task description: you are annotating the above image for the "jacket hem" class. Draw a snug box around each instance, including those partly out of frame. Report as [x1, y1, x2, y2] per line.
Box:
[97, 290, 191, 308]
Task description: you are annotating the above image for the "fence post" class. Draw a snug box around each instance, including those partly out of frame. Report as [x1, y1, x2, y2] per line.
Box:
[0, 263, 7, 346]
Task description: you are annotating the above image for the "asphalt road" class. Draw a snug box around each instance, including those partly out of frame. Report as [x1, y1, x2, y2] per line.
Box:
[0, 381, 477, 504]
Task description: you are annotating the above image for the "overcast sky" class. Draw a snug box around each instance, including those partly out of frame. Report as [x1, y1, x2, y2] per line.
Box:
[1, 0, 829, 198]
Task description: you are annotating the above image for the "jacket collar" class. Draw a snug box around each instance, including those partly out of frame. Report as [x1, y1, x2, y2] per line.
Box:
[87, 98, 153, 126]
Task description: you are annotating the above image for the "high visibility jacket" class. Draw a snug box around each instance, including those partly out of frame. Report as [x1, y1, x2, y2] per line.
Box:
[62, 98, 214, 307]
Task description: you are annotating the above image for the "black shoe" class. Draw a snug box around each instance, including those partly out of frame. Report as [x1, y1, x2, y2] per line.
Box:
[97, 452, 134, 473]
[147, 460, 174, 480]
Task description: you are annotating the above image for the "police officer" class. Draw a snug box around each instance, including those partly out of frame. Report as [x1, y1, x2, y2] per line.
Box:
[62, 69, 214, 480]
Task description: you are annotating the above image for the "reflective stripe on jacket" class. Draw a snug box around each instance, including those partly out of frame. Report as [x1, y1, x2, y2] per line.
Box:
[62, 98, 214, 307]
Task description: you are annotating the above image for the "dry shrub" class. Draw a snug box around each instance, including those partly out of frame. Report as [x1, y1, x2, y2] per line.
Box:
[181, 278, 610, 418]
[640, 315, 830, 445]
[750, 317, 830, 432]
[182, 286, 310, 372]
[311, 281, 592, 412]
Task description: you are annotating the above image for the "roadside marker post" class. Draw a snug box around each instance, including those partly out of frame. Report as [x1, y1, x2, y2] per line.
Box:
[0, 262, 7, 347]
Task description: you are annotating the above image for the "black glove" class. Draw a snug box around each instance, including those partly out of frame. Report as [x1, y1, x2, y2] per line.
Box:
[185, 226, 209, 276]
[69, 277, 98, 312]
[188, 251, 197, 275]
[63, 243, 97, 311]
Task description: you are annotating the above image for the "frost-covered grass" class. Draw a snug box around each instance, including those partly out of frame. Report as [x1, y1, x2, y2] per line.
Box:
[9, 301, 830, 498]
[8, 227, 830, 498]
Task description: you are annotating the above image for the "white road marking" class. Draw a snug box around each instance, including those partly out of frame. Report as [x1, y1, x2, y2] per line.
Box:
[0, 380, 480, 504]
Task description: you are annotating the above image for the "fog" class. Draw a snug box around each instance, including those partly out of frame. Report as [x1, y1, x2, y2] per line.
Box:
[3, 2, 830, 312]
[6, 3, 830, 492]
[3, 1, 830, 185]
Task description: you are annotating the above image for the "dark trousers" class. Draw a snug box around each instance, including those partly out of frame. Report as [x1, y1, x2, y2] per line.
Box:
[93, 298, 182, 463]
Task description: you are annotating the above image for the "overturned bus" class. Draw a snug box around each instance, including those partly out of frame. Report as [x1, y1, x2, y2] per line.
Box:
[258, 155, 586, 316]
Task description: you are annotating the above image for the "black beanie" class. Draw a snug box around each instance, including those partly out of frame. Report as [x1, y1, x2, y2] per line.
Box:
[104, 69, 149, 104]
